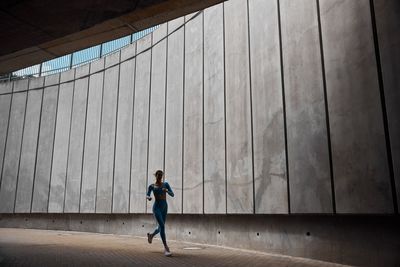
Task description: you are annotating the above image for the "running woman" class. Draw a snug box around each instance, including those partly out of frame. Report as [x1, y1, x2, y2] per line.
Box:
[146, 170, 174, 256]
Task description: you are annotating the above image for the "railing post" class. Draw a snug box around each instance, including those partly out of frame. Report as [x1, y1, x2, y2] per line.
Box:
[99, 43, 103, 58]
[69, 53, 74, 70]
[39, 63, 43, 77]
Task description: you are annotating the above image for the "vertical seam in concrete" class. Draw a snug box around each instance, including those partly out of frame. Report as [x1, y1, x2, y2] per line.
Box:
[246, 0, 256, 215]
[182, 21, 186, 214]
[316, 0, 336, 214]
[111, 52, 122, 213]
[129, 43, 138, 213]
[47, 74, 61, 213]
[63, 70, 76, 213]
[0, 82, 14, 195]
[202, 11, 205, 215]
[222, 2, 228, 214]
[277, 0, 290, 214]
[79, 64, 91, 213]
[95, 60, 106, 213]
[30, 86, 44, 213]
[145, 34, 154, 214]
[163, 24, 169, 172]
[369, 0, 398, 213]
[14, 84, 29, 213]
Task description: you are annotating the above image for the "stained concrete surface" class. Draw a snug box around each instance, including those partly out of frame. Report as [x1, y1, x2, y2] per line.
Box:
[0, 228, 350, 267]
[0, 92, 27, 213]
[165, 18, 185, 214]
[130, 36, 151, 214]
[80, 60, 104, 213]
[203, 4, 226, 214]
[48, 81, 74, 213]
[224, 0, 253, 214]
[113, 57, 135, 214]
[15, 89, 42, 213]
[183, 13, 203, 214]
[1, 0, 399, 217]
[373, 0, 400, 207]
[147, 35, 166, 214]
[64, 76, 88, 213]
[31, 86, 58, 213]
[280, 0, 332, 213]
[320, 0, 393, 213]
[249, 0, 287, 214]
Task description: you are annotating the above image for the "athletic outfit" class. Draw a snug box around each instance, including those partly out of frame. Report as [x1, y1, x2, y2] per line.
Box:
[147, 182, 174, 248]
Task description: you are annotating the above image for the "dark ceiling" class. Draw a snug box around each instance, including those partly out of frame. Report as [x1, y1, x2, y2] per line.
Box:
[0, 0, 224, 74]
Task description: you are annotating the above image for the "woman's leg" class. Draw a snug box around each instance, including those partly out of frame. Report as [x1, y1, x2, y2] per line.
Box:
[151, 225, 160, 237]
[151, 207, 161, 237]
[152, 205, 167, 247]
[160, 204, 168, 248]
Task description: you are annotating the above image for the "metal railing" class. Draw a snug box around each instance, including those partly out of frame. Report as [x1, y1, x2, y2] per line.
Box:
[0, 26, 158, 82]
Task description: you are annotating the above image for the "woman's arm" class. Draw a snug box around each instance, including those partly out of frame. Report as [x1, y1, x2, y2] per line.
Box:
[164, 182, 174, 197]
[146, 184, 153, 200]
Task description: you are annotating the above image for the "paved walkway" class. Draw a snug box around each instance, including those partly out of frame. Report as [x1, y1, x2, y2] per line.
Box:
[0, 228, 350, 267]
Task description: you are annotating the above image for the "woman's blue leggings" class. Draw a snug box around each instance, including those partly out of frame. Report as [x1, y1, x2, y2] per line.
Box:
[151, 200, 168, 247]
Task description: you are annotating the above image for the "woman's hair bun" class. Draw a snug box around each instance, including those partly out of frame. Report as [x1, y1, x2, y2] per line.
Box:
[155, 170, 164, 178]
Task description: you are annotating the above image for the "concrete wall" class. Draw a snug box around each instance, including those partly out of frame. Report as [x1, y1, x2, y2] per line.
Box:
[0, 0, 399, 216]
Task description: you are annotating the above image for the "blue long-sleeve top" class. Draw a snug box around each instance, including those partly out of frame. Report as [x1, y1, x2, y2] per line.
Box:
[147, 182, 174, 200]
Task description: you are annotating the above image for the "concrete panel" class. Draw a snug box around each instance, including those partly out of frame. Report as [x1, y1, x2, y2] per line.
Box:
[137, 34, 152, 54]
[64, 77, 88, 212]
[80, 64, 104, 213]
[48, 81, 74, 213]
[0, 92, 27, 213]
[183, 14, 203, 214]
[28, 77, 44, 90]
[374, 0, 400, 207]
[185, 12, 198, 22]
[105, 51, 120, 68]
[164, 21, 184, 214]
[130, 36, 151, 214]
[90, 58, 105, 74]
[121, 42, 136, 62]
[280, 0, 332, 213]
[96, 54, 120, 213]
[153, 23, 167, 44]
[147, 37, 166, 214]
[60, 69, 75, 83]
[44, 73, 60, 87]
[320, 0, 393, 213]
[168, 17, 185, 33]
[224, 0, 253, 214]
[203, 4, 226, 214]
[15, 89, 43, 213]
[0, 95, 11, 190]
[113, 57, 135, 213]
[75, 64, 90, 79]
[31, 86, 59, 213]
[0, 82, 12, 94]
[249, 0, 287, 214]
[13, 79, 28, 93]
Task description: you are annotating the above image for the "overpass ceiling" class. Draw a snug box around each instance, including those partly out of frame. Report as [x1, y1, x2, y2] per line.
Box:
[0, 0, 224, 74]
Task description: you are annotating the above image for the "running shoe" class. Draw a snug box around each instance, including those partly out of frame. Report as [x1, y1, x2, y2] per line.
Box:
[147, 233, 153, 244]
[164, 249, 172, 257]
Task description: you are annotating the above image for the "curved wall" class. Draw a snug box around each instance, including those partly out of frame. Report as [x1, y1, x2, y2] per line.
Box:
[0, 0, 399, 215]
